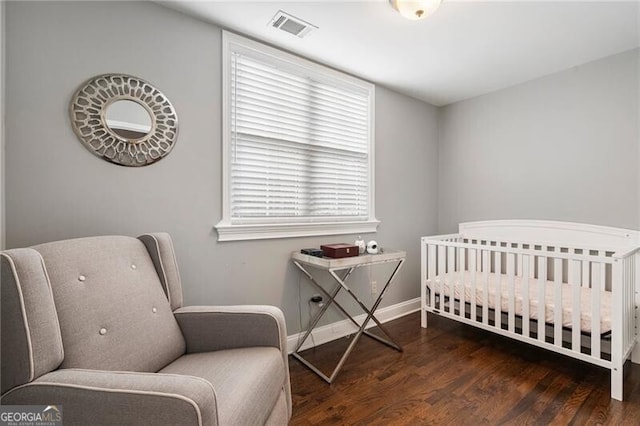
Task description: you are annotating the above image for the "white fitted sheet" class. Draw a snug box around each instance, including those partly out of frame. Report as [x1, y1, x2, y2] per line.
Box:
[426, 273, 611, 334]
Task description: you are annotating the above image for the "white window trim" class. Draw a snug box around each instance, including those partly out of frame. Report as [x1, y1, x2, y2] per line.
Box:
[215, 31, 379, 242]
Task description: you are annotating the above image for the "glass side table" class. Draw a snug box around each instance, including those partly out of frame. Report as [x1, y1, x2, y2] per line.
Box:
[291, 249, 406, 383]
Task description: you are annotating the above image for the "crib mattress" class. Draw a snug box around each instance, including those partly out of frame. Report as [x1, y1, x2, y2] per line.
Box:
[426, 273, 612, 334]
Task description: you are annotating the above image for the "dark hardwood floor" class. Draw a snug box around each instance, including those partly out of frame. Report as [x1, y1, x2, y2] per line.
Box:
[289, 312, 640, 425]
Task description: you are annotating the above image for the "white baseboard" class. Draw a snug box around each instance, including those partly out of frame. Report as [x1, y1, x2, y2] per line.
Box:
[286, 297, 420, 354]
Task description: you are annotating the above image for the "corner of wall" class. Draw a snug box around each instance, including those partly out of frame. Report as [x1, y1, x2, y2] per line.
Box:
[435, 104, 443, 233]
[637, 46, 640, 230]
[1, 0, 6, 250]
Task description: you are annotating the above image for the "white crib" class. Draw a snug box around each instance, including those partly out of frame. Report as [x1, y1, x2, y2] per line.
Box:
[420, 220, 640, 401]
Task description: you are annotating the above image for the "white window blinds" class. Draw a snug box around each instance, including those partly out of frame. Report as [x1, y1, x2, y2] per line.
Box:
[217, 32, 378, 241]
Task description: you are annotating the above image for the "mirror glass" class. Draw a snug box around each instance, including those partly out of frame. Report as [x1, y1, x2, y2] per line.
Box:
[105, 100, 152, 139]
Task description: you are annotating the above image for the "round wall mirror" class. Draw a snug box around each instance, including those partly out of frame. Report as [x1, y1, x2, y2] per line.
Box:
[105, 99, 153, 140]
[70, 74, 178, 167]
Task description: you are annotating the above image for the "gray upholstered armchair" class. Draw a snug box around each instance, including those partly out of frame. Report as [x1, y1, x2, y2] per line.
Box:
[0, 233, 291, 425]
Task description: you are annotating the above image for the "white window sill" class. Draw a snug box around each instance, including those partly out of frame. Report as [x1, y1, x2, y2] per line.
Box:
[214, 219, 380, 242]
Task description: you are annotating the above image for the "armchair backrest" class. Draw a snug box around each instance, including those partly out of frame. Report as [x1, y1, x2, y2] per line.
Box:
[1, 234, 186, 395]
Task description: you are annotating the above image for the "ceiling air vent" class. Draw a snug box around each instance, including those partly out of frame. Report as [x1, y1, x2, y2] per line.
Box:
[269, 10, 317, 38]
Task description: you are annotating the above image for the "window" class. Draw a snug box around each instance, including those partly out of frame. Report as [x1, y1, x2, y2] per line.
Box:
[216, 32, 378, 241]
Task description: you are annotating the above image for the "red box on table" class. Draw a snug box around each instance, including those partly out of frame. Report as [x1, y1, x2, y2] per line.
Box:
[320, 243, 359, 258]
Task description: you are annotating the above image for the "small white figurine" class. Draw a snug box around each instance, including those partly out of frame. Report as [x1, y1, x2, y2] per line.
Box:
[354, 236, 366, 254]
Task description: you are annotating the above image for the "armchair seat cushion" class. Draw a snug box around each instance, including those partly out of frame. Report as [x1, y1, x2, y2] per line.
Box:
[159, 347, 285, 426]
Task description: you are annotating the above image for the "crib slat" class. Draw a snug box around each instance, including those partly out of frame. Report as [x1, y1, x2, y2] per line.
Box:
[599, 260, 606, 318]
[553, 258, 563, 347]
[591, 262, 602, 358]
[470, 249, 477, 321]
[495, 249, 502, 329]
[593, 260, 603, 294]
[438, 245, 446, 311]
[570, 259, 581, 352]
[428, 244, 436, 309]
[522, 256, 530, 338]
[537, 257, 547, 341]
[460, 247, 466, 274]
[631, 256, 636, 348]
[517, 249, 523, 277]
[529, 254, 536, 279]
[631, 257, 634, 348]
[625, 257, 632, 350]
[630, 256, 635, 349]
[458, 246, 465, 319]
[623, 259, 628, 349]
[483, 250, 489, 325]
[582, 260, 590, 288]
[624, 259, 629, 348]
[448, 246, 455, 315]
[507, 253, 516, 333]
[599, 251, 606, 291]
[629, 258, 633, 349]
[611, 258, 623, 401]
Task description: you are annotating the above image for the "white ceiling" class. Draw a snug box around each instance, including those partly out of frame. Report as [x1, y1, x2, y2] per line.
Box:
[160, 1, 640, 106]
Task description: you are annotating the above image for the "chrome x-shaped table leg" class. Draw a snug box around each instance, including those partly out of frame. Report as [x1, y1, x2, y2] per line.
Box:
[292, 258, 405, 383]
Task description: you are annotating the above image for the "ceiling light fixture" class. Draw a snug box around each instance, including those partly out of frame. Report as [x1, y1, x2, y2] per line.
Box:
[389, 0, 442, 20]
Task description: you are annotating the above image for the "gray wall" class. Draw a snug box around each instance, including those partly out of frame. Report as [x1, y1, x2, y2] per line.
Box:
[438, 48, 639, 233]
[5, 1, 439, 334]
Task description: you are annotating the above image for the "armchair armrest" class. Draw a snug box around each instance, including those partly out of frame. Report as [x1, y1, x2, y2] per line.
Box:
[173, 305, 287, 354]
[174, 305, 291, 420]
[0, 369, 218, 426]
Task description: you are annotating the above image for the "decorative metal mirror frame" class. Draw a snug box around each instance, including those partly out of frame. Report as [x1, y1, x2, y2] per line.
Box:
[69, 74, 179, 167]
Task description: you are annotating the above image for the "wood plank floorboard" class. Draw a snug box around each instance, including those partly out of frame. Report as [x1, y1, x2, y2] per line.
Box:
[289, 312, 640, 425]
